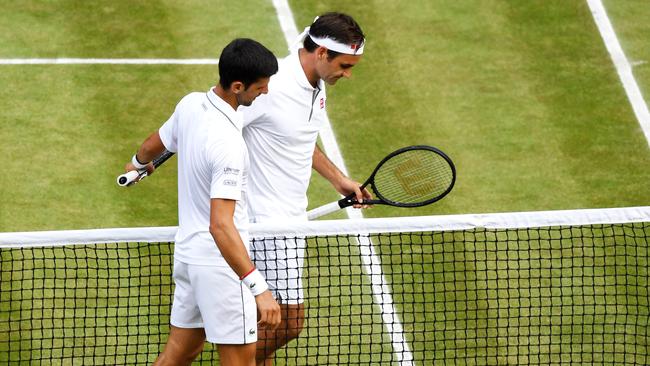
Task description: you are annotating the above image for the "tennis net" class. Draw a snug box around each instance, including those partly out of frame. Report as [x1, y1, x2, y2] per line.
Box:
[1, 206, 648, 365]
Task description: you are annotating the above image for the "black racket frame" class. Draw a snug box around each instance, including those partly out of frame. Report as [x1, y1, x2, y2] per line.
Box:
[337, 145, 456, 209]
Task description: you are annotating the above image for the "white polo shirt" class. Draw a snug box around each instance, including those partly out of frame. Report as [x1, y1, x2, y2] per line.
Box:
[241, 52, 326, 221]
[159, 88, 249, 266]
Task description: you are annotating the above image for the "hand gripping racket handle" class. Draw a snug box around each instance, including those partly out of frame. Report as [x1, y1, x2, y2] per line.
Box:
[117, 150, 174, 187]
[307, 193, 378, 220]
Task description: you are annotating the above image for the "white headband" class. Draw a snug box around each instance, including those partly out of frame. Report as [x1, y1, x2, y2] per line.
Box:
[308, 34, 364, 55]
[293, 17, 365, 55]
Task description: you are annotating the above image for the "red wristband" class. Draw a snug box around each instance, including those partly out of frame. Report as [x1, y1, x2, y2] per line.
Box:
[240, 267, 256, 280]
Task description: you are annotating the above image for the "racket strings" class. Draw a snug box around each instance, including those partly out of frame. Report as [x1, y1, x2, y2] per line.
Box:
[373, 150, 454, 204]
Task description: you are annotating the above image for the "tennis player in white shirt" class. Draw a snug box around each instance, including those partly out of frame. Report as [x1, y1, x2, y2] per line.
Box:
[124, 39, 281, 366]
[241, 13, 372, 365]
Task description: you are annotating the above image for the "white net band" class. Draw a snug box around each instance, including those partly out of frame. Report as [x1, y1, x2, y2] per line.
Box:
[1, 206, 649, 247]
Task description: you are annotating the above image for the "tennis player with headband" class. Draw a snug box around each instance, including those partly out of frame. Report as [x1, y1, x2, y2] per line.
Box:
[240, 12, 372, 365]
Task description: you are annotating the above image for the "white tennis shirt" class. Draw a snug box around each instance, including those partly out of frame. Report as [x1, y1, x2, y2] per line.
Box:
[242, 52, 326, 221]
[159, 89, 249, 266]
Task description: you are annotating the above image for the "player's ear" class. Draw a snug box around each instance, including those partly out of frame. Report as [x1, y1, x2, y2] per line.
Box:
[231, 81, 245, 94]
[316, 47, 328, 61]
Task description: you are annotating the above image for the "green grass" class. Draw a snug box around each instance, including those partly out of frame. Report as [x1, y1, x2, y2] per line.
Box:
[1, 1, 650, 365]
[294, 0, 650, 219]
[0, 0, 288, 232]
[0, 0, 287, 58]
[0, 65, 193, 230]
[1, 1, 649, 231]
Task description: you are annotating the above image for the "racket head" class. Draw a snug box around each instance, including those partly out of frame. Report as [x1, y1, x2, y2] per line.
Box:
[366, 145, 455, 207]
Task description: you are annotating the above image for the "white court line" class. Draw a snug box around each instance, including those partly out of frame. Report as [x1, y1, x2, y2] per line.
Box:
[271, 1, 414, 364]
[0, 58, 219, 65]
[587, 0, 650, 147]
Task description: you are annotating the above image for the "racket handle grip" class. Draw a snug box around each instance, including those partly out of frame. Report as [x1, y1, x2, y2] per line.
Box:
[117, 170, 143, 187]
[307, 201, 344, 220]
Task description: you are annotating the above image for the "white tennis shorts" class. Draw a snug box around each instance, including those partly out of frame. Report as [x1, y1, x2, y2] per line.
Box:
[170, 260, 257, 344]
[252, 237, 306, 305]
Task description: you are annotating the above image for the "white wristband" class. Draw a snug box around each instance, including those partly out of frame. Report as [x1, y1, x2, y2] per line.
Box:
[131, 154, 149, 170]
[241, 269, 269, 296]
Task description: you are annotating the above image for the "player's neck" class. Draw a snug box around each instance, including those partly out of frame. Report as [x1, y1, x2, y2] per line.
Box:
[299, 48, 321, 87]
[212, 86, 238, 110]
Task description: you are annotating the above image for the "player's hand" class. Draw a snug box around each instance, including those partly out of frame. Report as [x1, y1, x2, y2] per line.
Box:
[335, 177, 373, 209]
[255, 290, 281, 330]
[124, 161, 155, 182]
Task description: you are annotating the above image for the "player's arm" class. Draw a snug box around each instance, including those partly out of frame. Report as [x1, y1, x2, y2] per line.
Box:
[312, 144, 372, 207]
[209, 198, 281, 330]
[124, 131, 167, 174]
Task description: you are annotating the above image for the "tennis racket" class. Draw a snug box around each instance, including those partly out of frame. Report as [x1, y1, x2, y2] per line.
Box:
[116, 150, 175, 187]
[307, 145, 456, 220]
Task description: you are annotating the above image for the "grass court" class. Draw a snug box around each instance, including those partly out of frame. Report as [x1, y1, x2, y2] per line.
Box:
[1, 1, 649, 365]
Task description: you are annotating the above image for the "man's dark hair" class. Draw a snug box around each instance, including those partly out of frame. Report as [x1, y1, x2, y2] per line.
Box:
[303, 12, 365, 59]
[219, 38, 278, 89]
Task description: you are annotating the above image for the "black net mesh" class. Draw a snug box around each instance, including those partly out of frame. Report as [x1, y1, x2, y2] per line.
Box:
[1, 222, 648, 365]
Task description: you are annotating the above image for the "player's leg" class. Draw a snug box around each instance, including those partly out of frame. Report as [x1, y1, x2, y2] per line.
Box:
[218, 343, 257, 366]
[253, 237, 306, 365]
[155, 260, 207, 365]
[256, 303, 304, 363]
[153, 326, 206, 366]
[193, 264, 259, 364]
